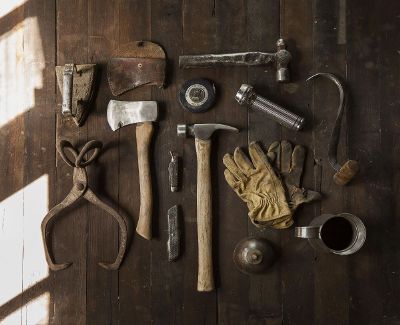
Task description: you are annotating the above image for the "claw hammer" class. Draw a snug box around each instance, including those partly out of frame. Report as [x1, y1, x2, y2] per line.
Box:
[178, 123, 239, 291]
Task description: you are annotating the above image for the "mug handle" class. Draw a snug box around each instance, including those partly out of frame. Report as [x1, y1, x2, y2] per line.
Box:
[295, 226, 321, 239]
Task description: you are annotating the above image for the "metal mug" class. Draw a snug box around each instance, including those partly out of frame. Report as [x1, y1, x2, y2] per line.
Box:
[295, 213, 366, 255]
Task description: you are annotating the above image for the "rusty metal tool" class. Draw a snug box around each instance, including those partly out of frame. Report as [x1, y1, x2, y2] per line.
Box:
[177, 123, 239, 291]
[179, 38, 291, 82]
[41, 139, 128, 271]
[168, 151, 180, 192]
[107, 41, 166, 96]
[235, 84, 305, 131]
[306, 72, 359, 186]
[107, 100, 157, 240]
[167, 205, 181, 261]
[55, 63, 97, 126]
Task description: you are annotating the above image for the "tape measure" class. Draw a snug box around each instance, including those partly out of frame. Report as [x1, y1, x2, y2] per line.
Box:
[178, 79, 216, 113]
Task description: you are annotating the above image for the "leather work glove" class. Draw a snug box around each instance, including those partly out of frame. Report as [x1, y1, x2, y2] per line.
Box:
[223, 142, 292, 228]
[267, 140, 321, 229]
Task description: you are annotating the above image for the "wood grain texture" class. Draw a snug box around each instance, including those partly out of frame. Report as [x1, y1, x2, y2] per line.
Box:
[1, 0, 400, 324]
[115, 1, 153, 324]
[135, 121, 154, 240]
[86, 0, 119, 323]
[246, 1, 282, 323]
[54, 0, 89, 324]
[195, 138, 214, 292]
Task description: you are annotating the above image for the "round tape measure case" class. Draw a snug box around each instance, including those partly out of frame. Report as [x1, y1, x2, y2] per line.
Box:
[178, 78, 216, 113]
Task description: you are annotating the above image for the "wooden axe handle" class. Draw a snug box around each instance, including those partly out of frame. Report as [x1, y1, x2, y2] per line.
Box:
[195, 138, 214, 291]
[135, 122, 154, 240]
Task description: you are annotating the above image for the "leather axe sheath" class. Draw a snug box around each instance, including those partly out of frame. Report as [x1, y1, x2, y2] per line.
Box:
[107, 41, 166, 96]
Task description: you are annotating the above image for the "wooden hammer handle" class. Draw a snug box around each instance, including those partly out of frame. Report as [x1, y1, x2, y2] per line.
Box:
[195, 138, 214, 291]
[135, 122, 154, 240]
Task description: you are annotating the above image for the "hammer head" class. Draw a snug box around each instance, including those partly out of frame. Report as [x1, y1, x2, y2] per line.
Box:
[275, 39, 291, 82]
[107, 100, 158, 131]
[177, 123, 239, 140]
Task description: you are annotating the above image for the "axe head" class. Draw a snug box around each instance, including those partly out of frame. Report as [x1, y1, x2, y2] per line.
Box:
[107, 100, 158, 131]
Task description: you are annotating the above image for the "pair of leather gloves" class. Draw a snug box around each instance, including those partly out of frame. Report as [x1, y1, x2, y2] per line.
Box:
[223, 141, 321, 229]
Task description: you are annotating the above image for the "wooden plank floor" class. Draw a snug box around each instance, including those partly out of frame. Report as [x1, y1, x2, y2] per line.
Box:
[0, 0, 399, 324]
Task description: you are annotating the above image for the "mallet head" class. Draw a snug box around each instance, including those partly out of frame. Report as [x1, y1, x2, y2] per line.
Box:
[177, 123, 239, 140]
[107, 100, 158, 131]
[275, 38, 291, 82]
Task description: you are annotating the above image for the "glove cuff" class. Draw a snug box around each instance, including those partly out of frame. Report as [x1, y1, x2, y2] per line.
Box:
[249, 197, 291, 226]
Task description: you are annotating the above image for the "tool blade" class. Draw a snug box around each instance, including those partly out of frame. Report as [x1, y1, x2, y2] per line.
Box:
[167, 205, 180, 261]
[107, 100, 158, 131]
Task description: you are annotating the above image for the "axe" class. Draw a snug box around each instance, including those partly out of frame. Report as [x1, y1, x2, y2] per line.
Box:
[107, 100, 157, 239]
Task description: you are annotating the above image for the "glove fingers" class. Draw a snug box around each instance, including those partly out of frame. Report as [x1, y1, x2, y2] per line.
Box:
[223, 153, 247, 181]
[268, 141, 281, 170]
[224, 169, 240, 188]
[290, 188, 322, 211]
[233, 147, 254, 175]
[281, 140, 293, 174]
[267, 151, 276, 162]
[290, 145, 305, 186]
[248, 142, 270, 169]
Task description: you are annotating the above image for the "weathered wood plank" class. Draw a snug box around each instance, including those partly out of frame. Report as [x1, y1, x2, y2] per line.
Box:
[280, 1, 316, 324]
[213, 0, 249, 324]
[149, 0, 186, 324]
[115, 1, 153, 324]
[86, 0, 119, 324]
[346, 1, 400, 324]
[22, 0, 56, 324]
[0, 3, 27, 324]
[54, 0, 89, 323]
[310, 1, 349, 325]
[180, 0, 218, 323]
[246, 1, 282, 324]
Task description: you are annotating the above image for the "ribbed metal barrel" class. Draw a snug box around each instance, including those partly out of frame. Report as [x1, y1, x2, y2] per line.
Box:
[235, 84, 305, 131]
[252, 95, 304, 131]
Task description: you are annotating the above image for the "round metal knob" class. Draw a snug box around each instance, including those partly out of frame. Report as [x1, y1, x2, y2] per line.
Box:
[233, 237, 275, 275]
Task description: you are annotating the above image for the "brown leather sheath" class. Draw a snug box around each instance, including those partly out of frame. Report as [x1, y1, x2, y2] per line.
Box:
[107, 41, 166, 96]
[107, 57, 165, 96]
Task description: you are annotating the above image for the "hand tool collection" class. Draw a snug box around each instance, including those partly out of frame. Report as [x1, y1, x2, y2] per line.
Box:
[47, 38, 364, 289]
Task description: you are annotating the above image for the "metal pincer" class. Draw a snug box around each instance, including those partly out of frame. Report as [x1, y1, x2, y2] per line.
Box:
[41, 138, 128, 271]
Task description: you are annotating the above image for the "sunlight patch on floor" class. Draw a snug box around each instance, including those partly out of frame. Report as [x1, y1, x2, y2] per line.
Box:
[0, 0, 27, 18]
[0, 175, 49, 325]
[0, 16, 44, 128]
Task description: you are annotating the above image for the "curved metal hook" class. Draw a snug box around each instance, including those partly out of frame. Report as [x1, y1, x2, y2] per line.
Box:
[307, 72, 359, 185]
[41, 189, 81, 271]
[84, 190, 128, 270]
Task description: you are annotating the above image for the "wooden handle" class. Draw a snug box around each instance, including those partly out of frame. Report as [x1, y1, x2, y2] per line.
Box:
[135, 122, 154, 240]
[195, 138, 214, 291]
[333, 160, 359, 186]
